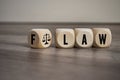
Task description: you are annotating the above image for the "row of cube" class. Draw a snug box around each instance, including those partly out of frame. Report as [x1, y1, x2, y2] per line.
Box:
[28, 28, 112, 48]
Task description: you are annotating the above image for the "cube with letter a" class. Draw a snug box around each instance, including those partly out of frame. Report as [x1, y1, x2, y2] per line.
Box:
[75, 28, 93, 48]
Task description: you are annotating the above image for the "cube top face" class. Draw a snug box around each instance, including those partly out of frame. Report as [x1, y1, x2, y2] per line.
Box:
[56, 29, 75, 48]
[92, 28, 112, 47]
[28, 29, 52, 48]
[75, 28, 93, 48]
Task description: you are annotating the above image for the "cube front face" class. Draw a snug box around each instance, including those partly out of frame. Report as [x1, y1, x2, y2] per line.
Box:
[28, 29, 52, 48]
[75, 28, 93, 48]
[92, 28, 112, 48]
[39, 29, 52, 48]
[56, 29, 75, 48]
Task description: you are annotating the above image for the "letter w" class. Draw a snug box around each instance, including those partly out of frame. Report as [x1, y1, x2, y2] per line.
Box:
[99, 34, 107, 44]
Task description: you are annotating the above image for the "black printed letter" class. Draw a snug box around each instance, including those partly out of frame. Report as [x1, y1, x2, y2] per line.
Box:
[64, 34, 68, 45]
[82, 34, 87, 45]
[99, 34, 106, 44]
[31, 34, 35, 45]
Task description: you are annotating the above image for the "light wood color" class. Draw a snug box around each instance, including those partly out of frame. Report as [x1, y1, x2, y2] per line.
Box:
[56, 28, 75, 48]
[28, 29, 52, 48]
[75, 28, 93, 48]
[92, 28, 112, 48]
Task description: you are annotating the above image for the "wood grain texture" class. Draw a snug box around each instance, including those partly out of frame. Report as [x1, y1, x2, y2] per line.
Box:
[0, 24, 120, 80]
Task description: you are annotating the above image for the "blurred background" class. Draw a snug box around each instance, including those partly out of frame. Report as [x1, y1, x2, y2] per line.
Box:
[0, 1, 120, 80]
[0, 0, 120, 23]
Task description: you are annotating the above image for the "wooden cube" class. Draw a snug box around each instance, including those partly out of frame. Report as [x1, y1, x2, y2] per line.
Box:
[92, 28, 112, 48]
[75, 28, 93, 48]
[28, 29, 52, 48]
[55, 28, 75, 48]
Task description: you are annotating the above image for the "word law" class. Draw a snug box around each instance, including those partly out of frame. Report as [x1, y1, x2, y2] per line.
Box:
[28, 28, 112, 48]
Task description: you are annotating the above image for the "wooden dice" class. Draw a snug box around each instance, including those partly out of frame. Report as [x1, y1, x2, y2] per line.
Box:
[75, 28, 93, 48]
[55, 28, 75, 48]
[28, 28, 112, 48]
[28, 29, 52, 48]
[92, 28, 112, 48]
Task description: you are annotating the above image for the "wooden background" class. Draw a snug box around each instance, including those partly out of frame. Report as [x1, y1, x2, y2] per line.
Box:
[0, 23, 120, 80]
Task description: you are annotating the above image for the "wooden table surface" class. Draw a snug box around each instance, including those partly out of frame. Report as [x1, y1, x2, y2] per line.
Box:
[0, 23, 120, 80]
